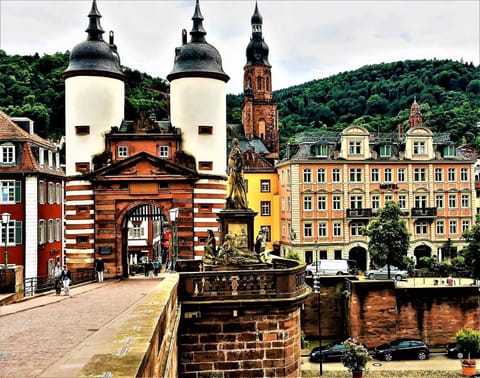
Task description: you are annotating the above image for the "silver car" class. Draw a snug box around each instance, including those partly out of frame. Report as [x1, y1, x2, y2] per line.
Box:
[365, 265, 408, 281]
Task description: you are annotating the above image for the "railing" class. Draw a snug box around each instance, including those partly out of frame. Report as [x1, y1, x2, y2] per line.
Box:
[346, 208, 373, 218]
[411, 207, 437, 217]
[178, 259, 308, 303]
[24, 268, 96, 297]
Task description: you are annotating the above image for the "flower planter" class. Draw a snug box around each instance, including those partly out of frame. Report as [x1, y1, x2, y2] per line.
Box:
[352, 370, 363, 378]
[462, 363, 477, 377]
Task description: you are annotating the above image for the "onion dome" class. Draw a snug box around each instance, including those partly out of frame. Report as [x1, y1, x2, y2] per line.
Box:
[63, 0, 124, 80]
[167, 0, 229, 83]
[246, 1, 270, 66]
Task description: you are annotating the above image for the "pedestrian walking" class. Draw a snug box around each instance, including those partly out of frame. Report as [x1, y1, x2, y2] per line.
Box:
[62, 266, 72, 296]
[52, 261, 62, 295]
[147, 261, 154, 278]
[95, 257, 105, 283]
[153, 259, 159, 276]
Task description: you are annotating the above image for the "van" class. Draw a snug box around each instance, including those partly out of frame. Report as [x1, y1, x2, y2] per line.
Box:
[306, 259, 355, 276]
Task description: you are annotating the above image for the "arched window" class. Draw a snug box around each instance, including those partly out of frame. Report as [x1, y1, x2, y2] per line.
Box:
[256, 76, 262, 91]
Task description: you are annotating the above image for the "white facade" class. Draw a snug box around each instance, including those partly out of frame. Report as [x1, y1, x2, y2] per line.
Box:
[64, 75, 124, 176]
[169, 77, 227, 177]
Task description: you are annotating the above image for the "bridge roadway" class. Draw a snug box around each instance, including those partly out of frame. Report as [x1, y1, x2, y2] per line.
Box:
[0, 276, 162, 378]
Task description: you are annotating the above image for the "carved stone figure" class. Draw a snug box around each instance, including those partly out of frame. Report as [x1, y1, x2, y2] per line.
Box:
[203, 229, 218, 265]
[225, 138, 248, 209]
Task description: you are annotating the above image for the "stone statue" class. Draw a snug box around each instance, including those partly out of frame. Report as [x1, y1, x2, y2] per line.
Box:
[216, 233, 260, 265]
[225, 138, 248, 209]
[255, 228, 272, 264]
[203, 229, 218, 265]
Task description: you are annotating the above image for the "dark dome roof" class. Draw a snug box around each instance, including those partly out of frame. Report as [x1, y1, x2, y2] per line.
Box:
[167, 1, 229, 83]
[63, 1, 124, 80]
[246, 38, 270, 66]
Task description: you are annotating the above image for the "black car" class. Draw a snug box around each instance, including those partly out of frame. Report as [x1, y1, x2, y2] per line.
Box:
[446, 342, 480, 359]
[310, 341, 368, 363]
[374, 339, 429, 361]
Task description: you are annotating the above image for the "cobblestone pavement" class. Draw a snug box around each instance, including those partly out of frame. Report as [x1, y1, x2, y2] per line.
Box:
[0, 277, 161, 378]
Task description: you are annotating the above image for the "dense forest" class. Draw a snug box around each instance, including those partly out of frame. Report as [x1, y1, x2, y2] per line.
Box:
[1, 50, 479, 154]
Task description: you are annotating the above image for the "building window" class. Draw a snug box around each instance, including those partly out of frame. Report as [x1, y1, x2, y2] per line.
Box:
[48, 150, 53, 168]
[261, 226, 271, 242]
[380, 145, 391, 158]
[349, 168, 362, 182]
[397, 168, 406, 182]
[304, 223, 313, 238]
[118, 145, 128, 158]
[281, 197, 285, 212]
[351, 222, 363, 236]
[448, 194, 457, 209]
[462, 220, 470, 232]
[198, 125, 213, 135]
[414, 195, 427, 208]
[332, 168, 341, 183]
[414, 168, 426, 182]
[55, 183, 62, 204]
[317, 168, 326, 183]
[333, 196, 342, 210]
[55, 219, 62, 241]
[260, 201, 271, 216]
[75, 125, 90, 135]
[435, 168, 443, 182]
[384, 168, 392, 182]
[0, 143, 15, 164]
[415, 221, 428, 235]
[350, 195, 362, 209]
[47, 219, 54, 242]
[256, 76, 262, 91]
[461, 194, 469, 208]
[0, 220, 14, 246]
[413, 141, 425, 155]
[460, 168, 468, 182]
[349, 141, 361, 155]
[398, 195, 407, 209]
[158, 145, 169, 158]
[48, 182, 55, 204]
[385, 194, 393, 202]
[75, 162, 90, 173]
[313, 144, 328, 157]
[443, 145, 456, 158]
[303, 196, 313, 211]
[448, 168, 456, 182]
[333, 223, 342, 237]
[198, 161, 213, 170]
[371, 168, 379, 182]
[318, 223, 327, 237]
[372, 195, 380, 210]
[260, 180, 270, 192]
[449, 220, 457, 234]
[76, 236, 89, 245]
[436, 221, 444, 235]
[436, 194, 444, 209]
[317, 196, 326, 210]
[1, 180, 16, 203]
[38, 220, 46, 244]
[303, 168, 312, 183]
[130, 224, 143, 239]
[287, 197, 291, 212]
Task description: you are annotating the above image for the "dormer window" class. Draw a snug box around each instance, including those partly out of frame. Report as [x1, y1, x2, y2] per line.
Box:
[348, 141, 361, 155]
[0, 143, 15, 164]
[313, 144, 328, 157]
[443, 145, 456, 158]
[413, 141, 426, 155]
[380, 145, 392, 158]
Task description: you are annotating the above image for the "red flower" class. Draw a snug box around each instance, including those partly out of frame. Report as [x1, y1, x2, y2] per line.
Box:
[462, 359, 476, 367]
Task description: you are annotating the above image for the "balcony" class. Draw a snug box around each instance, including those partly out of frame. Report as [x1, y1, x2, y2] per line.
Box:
[346, 208, 373, 219]
[411, 207, 437, 218]
[177, 258, 309, 304]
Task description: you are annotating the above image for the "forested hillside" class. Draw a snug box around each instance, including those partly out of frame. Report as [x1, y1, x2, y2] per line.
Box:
[1, 50, 479, 153]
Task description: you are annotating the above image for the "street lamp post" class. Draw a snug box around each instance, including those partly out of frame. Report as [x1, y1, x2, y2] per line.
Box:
[313, 243, 323, 376]
[169, 208, 179, 273]
[2, 212, 11, 268]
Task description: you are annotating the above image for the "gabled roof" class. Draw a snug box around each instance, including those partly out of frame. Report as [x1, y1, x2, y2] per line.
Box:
[92, 151, 199, 181]
[0, 111, 56, 148]
[243, 147, 275, 173]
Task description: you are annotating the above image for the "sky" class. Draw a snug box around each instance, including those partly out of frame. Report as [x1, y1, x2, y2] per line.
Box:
[0, 0, 479, 95]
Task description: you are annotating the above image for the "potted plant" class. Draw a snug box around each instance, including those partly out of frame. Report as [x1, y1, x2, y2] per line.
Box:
[342, 338, 371, 378]
[455, 327, 480, 377]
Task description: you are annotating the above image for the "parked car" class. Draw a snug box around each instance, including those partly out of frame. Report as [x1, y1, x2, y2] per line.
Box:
[365, 265, 408, 281]
[374, 339, 429, 361]
[310, 341, 368, 363]
[306, 259, 356, 277]
[446, 342, 480, 359]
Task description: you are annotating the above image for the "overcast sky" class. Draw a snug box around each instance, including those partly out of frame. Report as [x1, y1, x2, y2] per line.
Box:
[1, 0, 479, 94]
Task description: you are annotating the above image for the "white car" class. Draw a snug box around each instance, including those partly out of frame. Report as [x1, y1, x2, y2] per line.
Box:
[365, 265, 408, 280]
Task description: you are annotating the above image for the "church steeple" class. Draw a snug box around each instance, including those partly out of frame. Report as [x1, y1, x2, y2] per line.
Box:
[409, 96, 423, 128]
[190, 0, 207, 43]
[245, 1, 270, 66]
[86, 0, 104, 41]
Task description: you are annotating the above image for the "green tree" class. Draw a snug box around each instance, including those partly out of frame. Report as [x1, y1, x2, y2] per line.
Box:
[364, 201, 410, 277]
[461, 214, 480, 278]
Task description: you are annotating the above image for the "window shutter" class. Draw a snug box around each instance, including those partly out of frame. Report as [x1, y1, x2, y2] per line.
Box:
[15, 181, 21, 203]
[15, 221, 22, 244]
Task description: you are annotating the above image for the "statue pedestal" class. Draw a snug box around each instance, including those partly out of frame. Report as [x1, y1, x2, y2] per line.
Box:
[217, 209, 257, 252]
[204, 263, 269, 271]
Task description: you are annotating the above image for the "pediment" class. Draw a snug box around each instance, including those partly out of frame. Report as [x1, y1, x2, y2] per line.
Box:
[243, 148, 275, 171]
[342, 125, 370, 136]
[406, 126, 432, 137]
[93, 151, 198, 179]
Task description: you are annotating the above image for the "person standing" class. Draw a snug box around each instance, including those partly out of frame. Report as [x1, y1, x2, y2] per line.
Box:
[95, 257, 105, 283]
[62, 266, 72, 296]
[52, 262, 62, 295]
[153, 259, 159, 277]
